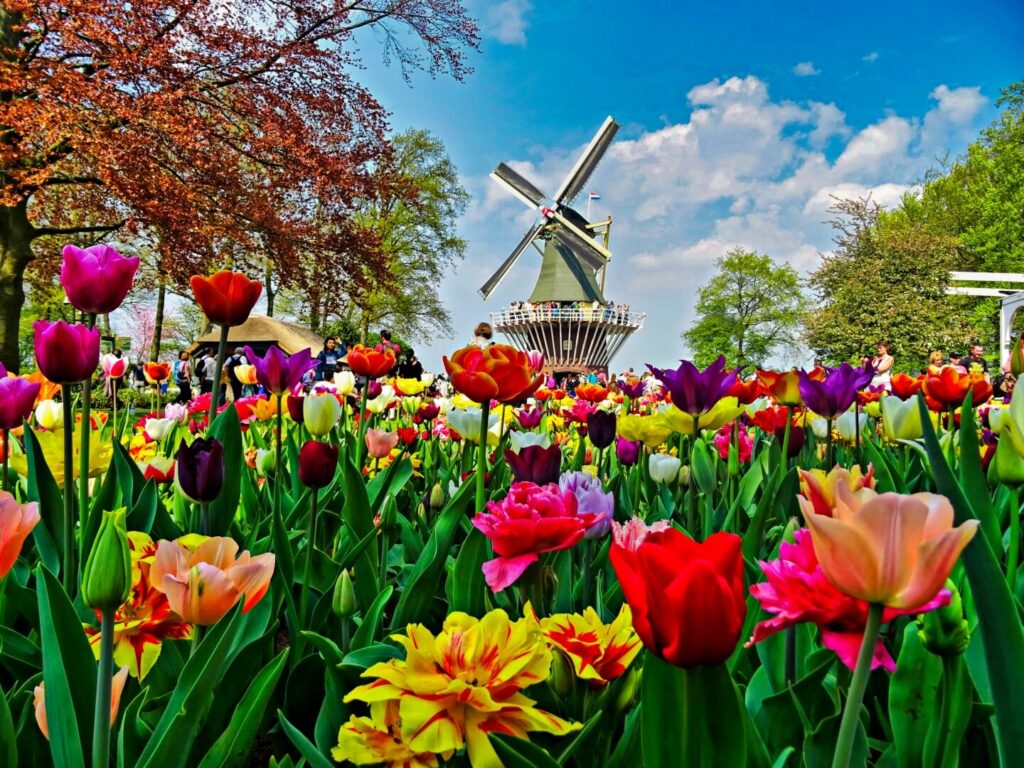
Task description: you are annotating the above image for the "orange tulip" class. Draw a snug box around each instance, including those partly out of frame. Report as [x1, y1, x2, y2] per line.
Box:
[922, 365, 992, 411]
[365, 428, 400, 459]
[890, 373, 923, 400]
[347, 343, 396, 379]
[756, 369, 802, 406]
[190, 270, 263, 327]
[443, 344, 542, 404]
[0, 491, 40, 579]
[23, 369, 61, 404]
[150, 536, 275, 625]
[798, 482, 977, 609]
[35, 666, 128, 740]
[575, 382, 609, 402]
[143, 361, 171, 384]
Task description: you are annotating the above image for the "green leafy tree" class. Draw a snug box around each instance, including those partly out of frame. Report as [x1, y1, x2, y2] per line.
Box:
[683, 248, 808, 368]
[804, 198, 978, 370]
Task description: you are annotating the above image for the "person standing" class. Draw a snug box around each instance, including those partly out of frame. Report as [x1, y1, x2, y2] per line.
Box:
[175, 351, 192, 403]
[397, 348, 424, 380]
[470, 322, 493, 348]
[317, 338, 340, 381]
[199, 349, 216, 394]
[927, 350, 945, 374]
[224, 347, 248, 401]
[869, 342, 894, 389]
[959, 343, 990, 380]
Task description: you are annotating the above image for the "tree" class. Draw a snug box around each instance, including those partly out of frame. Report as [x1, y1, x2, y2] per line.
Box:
[0, 1, 478, 370]
[683, 248, 808, 368]
[804, 198, 977, 370]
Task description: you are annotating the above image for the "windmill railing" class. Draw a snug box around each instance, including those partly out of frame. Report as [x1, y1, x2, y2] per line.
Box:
[490, 307, 646, 328]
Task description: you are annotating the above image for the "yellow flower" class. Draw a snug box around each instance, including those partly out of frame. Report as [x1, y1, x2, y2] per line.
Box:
[451, 393, 477, 410]
[10, 427, 112, 483]
[343, 609, 580, 768]
[657, 397, 744, 435]
[333, 701, 448, 767]
[532, 604, 642, 686]
[251, 395, 284, 421]
[233, 364, 258, 385]
[127, 433, 155, 462]
[617, 413, 672, 448]
[395, 377, 425, 396]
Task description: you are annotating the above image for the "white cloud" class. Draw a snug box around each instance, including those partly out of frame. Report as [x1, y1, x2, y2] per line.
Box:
[863, 51, 879, 63]
[793, 61, 820, 77]
[481, 0, 532, 45]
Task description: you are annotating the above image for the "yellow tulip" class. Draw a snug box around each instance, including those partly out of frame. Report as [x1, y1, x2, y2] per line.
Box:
[394, 377, 425, 395]
[617, 413, 672, 448]
[10, 427, 112, 483]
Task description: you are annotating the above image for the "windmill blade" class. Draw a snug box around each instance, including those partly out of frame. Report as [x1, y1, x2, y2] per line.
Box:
[554, 116, 620, 206]
[491, 163, 548, 208]
[479, 220, 546, 299]
[546, 208, 611, 270]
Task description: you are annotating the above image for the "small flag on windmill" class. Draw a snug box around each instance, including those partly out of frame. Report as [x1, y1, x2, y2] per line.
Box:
[588, 192, 601, 201]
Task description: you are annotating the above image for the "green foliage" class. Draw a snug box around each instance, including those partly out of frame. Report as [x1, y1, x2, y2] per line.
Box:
[683, 248, 808, 368]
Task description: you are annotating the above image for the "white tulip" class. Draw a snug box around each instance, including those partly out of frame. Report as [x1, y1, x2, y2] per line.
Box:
[509, 431, 551, 452]
[649, 453, 682, 484]
[836, 410, 869, 441]
[144, 418, 175, 440]
[334, 370, 356, 396]
[34, 400, 63, 430]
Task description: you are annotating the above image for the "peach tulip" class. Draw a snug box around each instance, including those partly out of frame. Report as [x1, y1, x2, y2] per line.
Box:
[798, 483, 977, 610]
[364, 428, 400, 459]
[0, 491, 40, 579]
[35, 666, 129, 739]
[150, 536, 275, 625]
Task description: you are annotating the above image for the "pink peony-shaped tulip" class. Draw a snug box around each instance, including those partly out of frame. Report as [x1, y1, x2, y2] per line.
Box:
[0, 364, 41, 430]
[799, 483, 977, 610]
[0, 491, 40, 579]
[34, 321, 100, 383]
[60, 244, 140, 315]
[150, 536, 275, 625]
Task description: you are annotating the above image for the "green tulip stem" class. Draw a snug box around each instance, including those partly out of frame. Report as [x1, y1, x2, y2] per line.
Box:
[208, 324, 230, 425]
[354, 385, 370, 469]
[476, 401, 491, 513]
[780, 405, 793, 467]
[92, 607, 115, 768]
[62, 391, 76, 592]
[200, 502, 210, 537]
[854, 403, 862, 467]
[784, 625, 797, 684]
[190, 625, 203, 657]
[1, 427, 7, 493]
[826, 418, 834, 467]
[832, 602, 883, 768]
[79, 312, 96, 570]
[275, 403, 283, 527]
[300, 488, 319, 631]
[688, 419, 700, 536]
[1008, 486, 1020, 590]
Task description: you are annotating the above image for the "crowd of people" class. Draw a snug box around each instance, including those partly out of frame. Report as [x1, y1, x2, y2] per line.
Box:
[855, 341, 1015, 399]
[503, 300, 634, 323]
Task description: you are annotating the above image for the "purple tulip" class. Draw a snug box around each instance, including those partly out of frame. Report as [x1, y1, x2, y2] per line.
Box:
[0, 364, 40, 430]
[586, 409, 616, 449]
[559, 470, 614, 539]
[516, 407, 543, 429]
[647, 355, 739, 416]
[798, 363, 875, 419]
[60, 244, 140, 315]
[615, 436, 640, 467]
[34, 321, 100, 383]
[505, 444, 562, 485]
[244, 345, 317, 396]
[618, 378, 645, 400]
[174, 437, 224, 503]
[366, 380, 383, 399]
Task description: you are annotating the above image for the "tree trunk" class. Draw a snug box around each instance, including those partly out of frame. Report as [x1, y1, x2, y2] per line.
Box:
[265, 261, 275, 317]
[0, 200, 36, 373]
[151, 280, 166, 361]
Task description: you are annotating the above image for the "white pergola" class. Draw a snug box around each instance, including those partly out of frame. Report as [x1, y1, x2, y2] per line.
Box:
[946, 272, 1024, 365]
[1002, 290, 1024, 366]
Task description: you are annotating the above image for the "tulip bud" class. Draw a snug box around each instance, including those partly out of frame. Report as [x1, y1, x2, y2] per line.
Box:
[429, 482, 445, 509]
[34, 400, 63, 430]
[332, 569, 356, 617]
[918, 580, 969, 657]
[257, 449, 276, 477]
[82, 509, 131, 611]
[614, 666, 641, 713]
[726, 444, 739, 477]
[678, 465, 691, 488]
[548, 650, 575, 697]
[991, 437, 1024, 486]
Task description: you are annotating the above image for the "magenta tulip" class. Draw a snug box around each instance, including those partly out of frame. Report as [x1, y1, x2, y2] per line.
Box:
[0, 365, 40, 430]
[60, 244, 140, 315]
[34, 321, 100, 384]
[244, 345, 317, 396]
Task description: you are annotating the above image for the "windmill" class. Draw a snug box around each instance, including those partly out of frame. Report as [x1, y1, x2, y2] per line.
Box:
[482, 116, 645, 374]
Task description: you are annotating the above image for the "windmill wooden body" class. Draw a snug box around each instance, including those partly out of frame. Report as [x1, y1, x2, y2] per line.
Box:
[481, 117, 645, 375]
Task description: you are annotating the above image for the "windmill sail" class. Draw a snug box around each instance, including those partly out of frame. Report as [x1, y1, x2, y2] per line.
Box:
[492, 163, 547, 207]
[554, 117, 619, 204]
[479, 220, 546, 299]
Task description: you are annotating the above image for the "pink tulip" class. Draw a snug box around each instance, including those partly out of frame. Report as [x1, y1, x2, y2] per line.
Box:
[101, 354, 127, 379]
[0, 491, 40, 579]
[34, 321, 100, 383]
[0, 364, 41, 430]
[60, 244, 140, 315]
[799, 483, 977, 610]
[526, 349, 545, 373]
[364, 428, 400, 459]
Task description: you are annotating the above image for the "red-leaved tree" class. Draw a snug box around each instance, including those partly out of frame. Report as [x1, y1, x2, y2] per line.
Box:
[0, 1, 478, 370]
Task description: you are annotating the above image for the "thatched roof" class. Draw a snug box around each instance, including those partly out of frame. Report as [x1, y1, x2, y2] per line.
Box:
[190, 315, 323, 355]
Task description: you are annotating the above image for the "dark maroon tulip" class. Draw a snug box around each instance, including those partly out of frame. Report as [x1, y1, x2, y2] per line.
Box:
[417, 403, 440, 422]
[287, 393, 305, 423]
[61, 244, 140, 315]
[798, 362, 874, 419]
[586, 410, 616, 449]
[174, 437, 224, 503]
[34, 321, 100, 383]
[616, 436, 640, 467]
[505, 444, 562, 486]
[244, 344, 317, 395]
[0, 363, 40, 430]
[647, 355, 739, 416]
[366, 380, 383, 399]
[298, 440, 339, 488]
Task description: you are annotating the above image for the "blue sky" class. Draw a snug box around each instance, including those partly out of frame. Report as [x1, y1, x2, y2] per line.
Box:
[355, 0, 1024, 372]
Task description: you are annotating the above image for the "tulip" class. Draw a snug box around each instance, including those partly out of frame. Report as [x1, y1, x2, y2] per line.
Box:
[799, 466, 875, 518]
[82, 509, 131, 611]
[0, 370, 41, 430]
[286, 392, 304, 422]
[334, 370, 356, 395]
[137, 456, 175, 484]
[298, 440, 338, 488]
[446, 407, 501, 446]
[757, 369, 802, 406]
[417, 402, 440, 422]
[304, 392, 342, 437]
[618, 378, 645, 400]
[505, 444, 562, 485]
[836, 410, 869, 441]
[174, 438, 224, 504]
[617, 413, 672, 448]
[881, 395, 924, 441]
[365, 380, 383, 399]
[244, 345, 316, 395]
[190, 270, 262, 327]
[150, 536, 275, 625]
[34, 321, 100, 383]
[727, 377, 765, 405]
[429, 482, 445, 509]
[918, 580, 969, 657]
[576, 383, 609, 403]
[32, 399, 62, 430]
[0, 491, 40, 579]
[516, 406, 543, 429]
[509, 430, 551, 451]
[559, 471, 614, 539]
[610, 519, 745, 667]
[143, 362, 171, 384]
[992, 436, 1024, 485]
[61, 244, 140, 315]
[443, 344, 542, 404]
[615, 436, 640, 466]
[348, 344, 396, 379]
[798, 484, 977, 609]
[587, 409, 616, 449]
[101, 354, 127, 379]
[421, 372, 435, 388]
[798, 363, 873, 420]
[144, 417, 175, 441]
[332, 569, 356, 617]
[648, 355, 738, 417]
[890, 373, 923, 400]
[922, 365, 992, 410]
[35, 666, 129, 741]
[365, 429, 400, 459]
[648, 452, 681, 484]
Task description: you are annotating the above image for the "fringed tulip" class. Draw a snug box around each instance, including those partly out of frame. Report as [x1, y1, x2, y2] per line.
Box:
[61, 244, 140, 315]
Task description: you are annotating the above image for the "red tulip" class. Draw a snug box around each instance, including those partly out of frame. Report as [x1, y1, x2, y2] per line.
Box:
[443, 344, 542, 405]
[61, 243, 140, 314]
[890, 373, 923, 400]
[34, 321, 100, 383]
[575, 383, 608, 403]
[727, 377, 765, 405]
[189, 270, 262, 327]
[347, 344, 396, 379]
[298, 440, 338, 488]
[144, 362, 172, 384]
[610, 519, 745, 667]
[922, 366, 992, 410]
